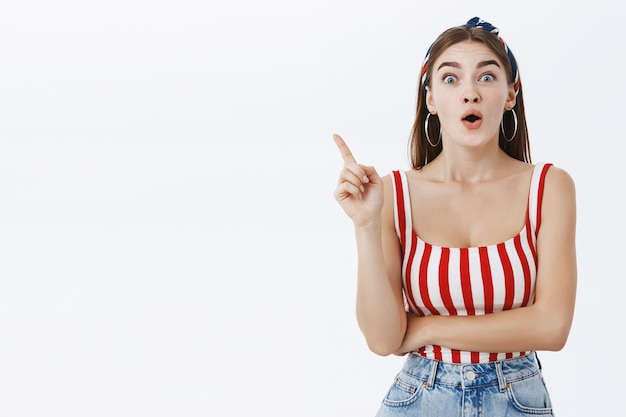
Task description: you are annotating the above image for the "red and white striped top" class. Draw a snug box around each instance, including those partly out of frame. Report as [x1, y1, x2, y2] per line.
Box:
[391, 163, 552, 364]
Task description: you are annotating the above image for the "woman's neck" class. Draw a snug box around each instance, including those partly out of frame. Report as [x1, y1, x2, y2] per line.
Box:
[430, 143, 509, 183]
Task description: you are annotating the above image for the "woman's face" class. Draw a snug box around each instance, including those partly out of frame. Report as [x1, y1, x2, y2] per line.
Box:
[426, 40, 516, 149]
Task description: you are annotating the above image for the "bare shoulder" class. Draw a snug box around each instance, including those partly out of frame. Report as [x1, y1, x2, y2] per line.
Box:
[545, 165, 575, 182]
[541, 165, 576, 231]
[544, 165, 576, 201]
[381, 170, 410, 192]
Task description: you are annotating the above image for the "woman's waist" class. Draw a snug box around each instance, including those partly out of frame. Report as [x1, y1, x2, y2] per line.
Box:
[401, 351, 540, 388]
[413, 345, 533, 365]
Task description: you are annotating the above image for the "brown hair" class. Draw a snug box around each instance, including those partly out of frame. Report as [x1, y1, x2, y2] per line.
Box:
[408, 25, 531, 169]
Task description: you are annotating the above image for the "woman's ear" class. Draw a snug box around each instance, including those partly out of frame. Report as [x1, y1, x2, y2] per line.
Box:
[505, 85, 516, 110]
[426, 86, 436, 113]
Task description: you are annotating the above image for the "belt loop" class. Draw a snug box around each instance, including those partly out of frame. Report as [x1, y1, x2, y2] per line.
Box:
[426, 359, 438, 389]
[495, 361, 507, 392]
[535, 352, 542, 370]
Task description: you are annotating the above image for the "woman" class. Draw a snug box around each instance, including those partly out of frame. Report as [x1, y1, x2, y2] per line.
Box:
[333, 17, 576, 416]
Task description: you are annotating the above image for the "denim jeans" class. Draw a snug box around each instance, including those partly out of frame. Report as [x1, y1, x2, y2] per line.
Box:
[375, 352, 554, 416]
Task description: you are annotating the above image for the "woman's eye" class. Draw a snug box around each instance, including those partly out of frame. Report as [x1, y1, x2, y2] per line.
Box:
[443, 75, 456, 84]
[480, 74, 494, 82]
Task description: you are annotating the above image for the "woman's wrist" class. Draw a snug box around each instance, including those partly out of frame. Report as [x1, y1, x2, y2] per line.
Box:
[419, 315, 436, 346]
[405, 314, 436, 350]
[353, 215, 382, 234]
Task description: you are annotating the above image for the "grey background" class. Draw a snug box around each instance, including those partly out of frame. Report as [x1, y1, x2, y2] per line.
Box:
[0, 1, 622, 416]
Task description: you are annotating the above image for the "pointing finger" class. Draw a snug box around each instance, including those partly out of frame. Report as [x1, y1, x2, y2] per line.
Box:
[332, 134, 357, 164]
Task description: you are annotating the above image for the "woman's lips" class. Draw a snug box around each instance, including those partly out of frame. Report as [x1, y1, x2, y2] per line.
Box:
[461, 111, 483, 130]
[462, 118, 482, 130]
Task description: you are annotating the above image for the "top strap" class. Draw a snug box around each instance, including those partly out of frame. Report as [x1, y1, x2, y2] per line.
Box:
[392, 163, 554, 249]
[391, 170, 412, 250]
[527, 163, 553, 236]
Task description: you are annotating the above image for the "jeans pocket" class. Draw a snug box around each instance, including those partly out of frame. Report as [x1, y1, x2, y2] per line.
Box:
[381, 370, 424, 407]
[505, 373, 553, 415]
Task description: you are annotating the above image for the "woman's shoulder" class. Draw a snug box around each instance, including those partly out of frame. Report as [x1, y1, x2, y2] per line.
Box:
[539, 164, 576, 224]
[541, 163, 576, 193]
[380, 169, 424, 183]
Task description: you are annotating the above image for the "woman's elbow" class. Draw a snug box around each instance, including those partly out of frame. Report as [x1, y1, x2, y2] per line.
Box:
[541, 320, 572, 351]
[362, 331, 404, 356]
[366, 340, 399, 356]
[358, 317, 407, 356]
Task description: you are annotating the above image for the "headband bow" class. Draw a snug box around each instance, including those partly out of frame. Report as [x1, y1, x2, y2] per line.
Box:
[421, 17, 520, 96]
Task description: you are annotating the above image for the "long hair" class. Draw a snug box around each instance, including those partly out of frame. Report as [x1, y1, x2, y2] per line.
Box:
[408, 25, 531, 169]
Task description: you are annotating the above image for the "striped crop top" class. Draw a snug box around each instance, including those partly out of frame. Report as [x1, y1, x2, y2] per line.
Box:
[391, 163, 552, 364]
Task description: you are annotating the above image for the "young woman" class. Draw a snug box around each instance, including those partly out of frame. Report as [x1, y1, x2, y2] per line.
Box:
[333, 17, 576, 416]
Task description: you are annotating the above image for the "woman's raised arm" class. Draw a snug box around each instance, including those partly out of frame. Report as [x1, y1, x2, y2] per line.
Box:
[333, 134, 407, 355]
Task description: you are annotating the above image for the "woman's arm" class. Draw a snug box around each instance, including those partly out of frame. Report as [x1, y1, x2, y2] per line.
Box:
[354, 175, 406, 356]
[333, 134, 406, 356]
[396, 167, 577, 354]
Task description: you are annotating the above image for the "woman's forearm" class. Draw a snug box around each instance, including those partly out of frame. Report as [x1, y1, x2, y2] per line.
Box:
[400, 303, 573, 354]
[354, 219, 407, 356]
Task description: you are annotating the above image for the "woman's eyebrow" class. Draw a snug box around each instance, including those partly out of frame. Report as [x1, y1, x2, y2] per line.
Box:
[477, 60, 500, 69]
[437, 62, 460, 71]
[436, 60, 501, 71]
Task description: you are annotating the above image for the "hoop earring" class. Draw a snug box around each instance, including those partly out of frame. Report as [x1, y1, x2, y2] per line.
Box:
[500, 109, 518, 142]
[425, 113, 441, 147]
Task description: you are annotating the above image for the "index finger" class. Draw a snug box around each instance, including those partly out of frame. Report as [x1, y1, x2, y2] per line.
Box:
[332, 134, 357, 164]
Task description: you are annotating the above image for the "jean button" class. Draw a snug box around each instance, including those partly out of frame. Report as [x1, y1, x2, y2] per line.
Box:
[465, 371, 476, 381]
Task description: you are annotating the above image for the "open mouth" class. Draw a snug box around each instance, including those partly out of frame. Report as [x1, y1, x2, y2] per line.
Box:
[461, 111, 483, 130]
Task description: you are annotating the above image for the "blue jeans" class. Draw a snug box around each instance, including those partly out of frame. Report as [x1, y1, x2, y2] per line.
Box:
[375, 352, 554, 416]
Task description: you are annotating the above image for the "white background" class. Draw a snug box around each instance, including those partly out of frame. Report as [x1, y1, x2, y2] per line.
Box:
[0, 1, 623, 416]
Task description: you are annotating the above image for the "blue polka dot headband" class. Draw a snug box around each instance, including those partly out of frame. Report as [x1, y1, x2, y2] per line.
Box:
[421, 17, 520, 96]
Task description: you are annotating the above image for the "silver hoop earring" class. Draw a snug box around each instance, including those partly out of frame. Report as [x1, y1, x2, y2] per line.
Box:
[500, 109, 518, 142]
[425, 113, 441, 147]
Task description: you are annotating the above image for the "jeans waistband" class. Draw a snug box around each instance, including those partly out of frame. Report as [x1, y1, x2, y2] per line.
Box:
[401, 352, 540, 391]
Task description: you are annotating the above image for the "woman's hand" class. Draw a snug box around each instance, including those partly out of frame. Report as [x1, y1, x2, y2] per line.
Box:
[332, 134, 383, 228]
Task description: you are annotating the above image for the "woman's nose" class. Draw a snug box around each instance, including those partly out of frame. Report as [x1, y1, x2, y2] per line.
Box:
[463, 85, 481, 103]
